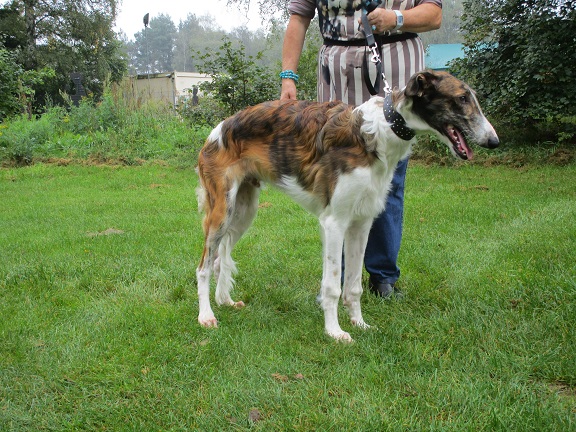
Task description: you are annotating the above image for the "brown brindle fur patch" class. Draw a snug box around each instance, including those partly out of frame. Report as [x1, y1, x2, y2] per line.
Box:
[198, 100, 376, 210]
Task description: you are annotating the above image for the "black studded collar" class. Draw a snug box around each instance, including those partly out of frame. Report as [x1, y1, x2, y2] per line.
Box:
[383, 94, 416, 141]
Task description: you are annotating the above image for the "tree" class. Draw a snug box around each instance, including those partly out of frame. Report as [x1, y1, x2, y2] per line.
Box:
[229, 0, 289, 22]
[172, 13, 224, 72]
[420, 0, 465, 46]
[0, 2, 26, 49]
[128, 13, 177, 74]
[0, 0, 126, 112]
[194, 37, 279, 116]
[0, 48, 21, 119]
[453, 0, 576, 143]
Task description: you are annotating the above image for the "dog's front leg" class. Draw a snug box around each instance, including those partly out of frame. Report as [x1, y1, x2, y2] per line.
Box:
[319, 215, 352, 342]
[343, 218, 373, 329]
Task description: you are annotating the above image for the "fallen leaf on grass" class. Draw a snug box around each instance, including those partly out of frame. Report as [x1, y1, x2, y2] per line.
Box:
[272, 373, 305, 382]
[272, 373, 289, 382]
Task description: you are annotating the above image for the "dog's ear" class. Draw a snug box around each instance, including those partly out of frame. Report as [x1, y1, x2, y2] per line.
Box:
[405, 71, 438, 98]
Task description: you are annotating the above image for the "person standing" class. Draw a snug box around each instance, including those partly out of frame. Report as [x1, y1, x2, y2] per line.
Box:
[280, 0, 442, 298]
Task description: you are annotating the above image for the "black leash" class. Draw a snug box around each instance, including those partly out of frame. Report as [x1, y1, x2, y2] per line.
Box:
[360, 9, 393, 97]
[361, 12, 384, 96]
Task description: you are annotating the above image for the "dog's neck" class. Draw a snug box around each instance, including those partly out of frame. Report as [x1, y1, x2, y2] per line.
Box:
[383, 94, 415, 141]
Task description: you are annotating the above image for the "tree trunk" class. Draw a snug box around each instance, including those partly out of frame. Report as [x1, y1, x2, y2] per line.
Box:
[23, 0, 37, 70]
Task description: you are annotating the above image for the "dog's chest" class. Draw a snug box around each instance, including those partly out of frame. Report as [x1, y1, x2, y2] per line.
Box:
[275, 164, 390, 219]
[331, 166, 392, 219]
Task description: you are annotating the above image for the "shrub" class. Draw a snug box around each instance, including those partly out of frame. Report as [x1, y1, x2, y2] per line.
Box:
[453, 0, 576, 144]
[0, 82, 204, 166]
[0, 108, 64, 165]
[178, 94, 228, 129]
[194, 37, 280, 118]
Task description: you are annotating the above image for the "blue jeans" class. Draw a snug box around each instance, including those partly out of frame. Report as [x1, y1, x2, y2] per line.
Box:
[363, 157, 408, 285]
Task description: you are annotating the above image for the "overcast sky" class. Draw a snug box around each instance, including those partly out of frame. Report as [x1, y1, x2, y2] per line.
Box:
[114, 0, 264, 39]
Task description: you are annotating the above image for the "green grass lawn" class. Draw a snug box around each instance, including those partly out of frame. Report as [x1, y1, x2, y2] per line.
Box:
[1, 162, 575, 430]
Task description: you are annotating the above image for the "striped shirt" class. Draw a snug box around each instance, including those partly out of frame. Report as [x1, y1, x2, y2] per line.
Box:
[288, 0, 443, 105]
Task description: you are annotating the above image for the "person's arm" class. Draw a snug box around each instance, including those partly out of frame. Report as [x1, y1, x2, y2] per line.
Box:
[280, 13, 312, 100]
[366, 3, 442, 34]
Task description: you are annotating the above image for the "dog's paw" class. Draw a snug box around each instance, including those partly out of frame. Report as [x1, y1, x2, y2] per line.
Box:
[198, 316, 218, 328]
[351, 319, 371, 330]
[327, 330, 354, 343]
[220, 299, 246, 308]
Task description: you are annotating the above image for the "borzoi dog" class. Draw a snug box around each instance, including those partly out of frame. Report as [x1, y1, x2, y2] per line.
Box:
[195, 70, 499, 342]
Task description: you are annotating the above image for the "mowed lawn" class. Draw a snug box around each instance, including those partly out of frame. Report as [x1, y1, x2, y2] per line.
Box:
[1, 162, 575, 431]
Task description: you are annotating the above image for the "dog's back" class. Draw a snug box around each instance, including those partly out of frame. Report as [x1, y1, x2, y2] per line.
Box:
[198, 99, 378, 212]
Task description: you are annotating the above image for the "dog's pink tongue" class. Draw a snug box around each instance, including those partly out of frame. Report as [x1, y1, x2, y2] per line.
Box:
[451, 127, 473, 160]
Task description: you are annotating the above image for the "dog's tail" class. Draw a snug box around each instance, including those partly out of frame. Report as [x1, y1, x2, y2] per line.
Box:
[195, 166, 207, 214]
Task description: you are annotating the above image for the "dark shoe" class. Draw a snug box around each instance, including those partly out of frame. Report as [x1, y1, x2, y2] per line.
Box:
[369, 278, 404, 299]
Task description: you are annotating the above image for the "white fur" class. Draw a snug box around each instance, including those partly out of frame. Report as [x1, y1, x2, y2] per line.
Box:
[278, 175, 325, 215]
[207, 121, 224, 147]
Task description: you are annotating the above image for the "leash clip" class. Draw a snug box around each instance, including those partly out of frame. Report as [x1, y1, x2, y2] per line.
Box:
[382, 75, 392, 95]
[369, 45, 381, 64]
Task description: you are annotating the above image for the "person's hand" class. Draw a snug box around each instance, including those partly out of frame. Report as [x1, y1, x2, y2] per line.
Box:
[365, 8, 397, 33]
[280, 79, 297, 100]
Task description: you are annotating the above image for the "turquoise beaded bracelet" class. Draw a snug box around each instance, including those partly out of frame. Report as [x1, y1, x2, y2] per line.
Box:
[279, 70, 299, 83]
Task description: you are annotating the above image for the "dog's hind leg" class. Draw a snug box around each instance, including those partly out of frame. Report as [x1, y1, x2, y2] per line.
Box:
[215, 179, 260, 308]
[319, 214, 351, 342]
[342, 218, 373, 329]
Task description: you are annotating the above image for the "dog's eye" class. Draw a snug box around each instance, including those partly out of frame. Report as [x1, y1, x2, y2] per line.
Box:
[459, 95, 468, 104]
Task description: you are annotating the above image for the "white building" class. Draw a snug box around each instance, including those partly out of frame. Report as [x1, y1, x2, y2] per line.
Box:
[128, 71, 212, 108]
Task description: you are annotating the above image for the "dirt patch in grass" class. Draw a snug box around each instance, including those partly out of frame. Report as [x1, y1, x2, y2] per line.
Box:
[547, 147, 575, 165]
[86, 228, 125, 237]
[548, 381, 576, 412]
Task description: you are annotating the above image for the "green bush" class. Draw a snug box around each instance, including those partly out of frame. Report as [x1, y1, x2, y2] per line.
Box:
[0, 83, 205, 166]
[453, 0, 576, 144]
[194, 37, 280, 117]
[0, 108, 64, 164]
[178, 94, 228, 129]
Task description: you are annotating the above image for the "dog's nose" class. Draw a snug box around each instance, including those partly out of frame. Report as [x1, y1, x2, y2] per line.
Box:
[485, 135, 500, 149]
[480, 133, 499, 149]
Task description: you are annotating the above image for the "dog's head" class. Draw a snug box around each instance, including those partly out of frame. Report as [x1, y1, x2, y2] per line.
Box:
[401, 70, 499, 160]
